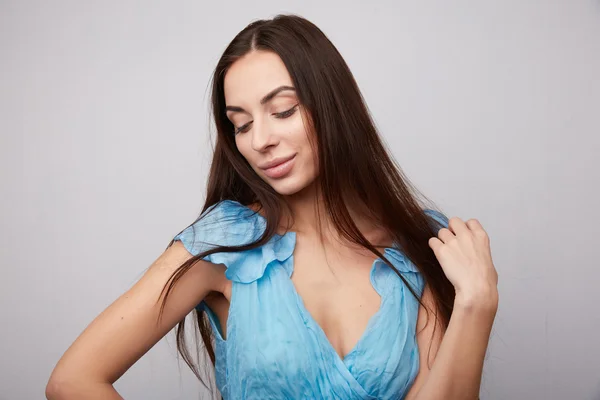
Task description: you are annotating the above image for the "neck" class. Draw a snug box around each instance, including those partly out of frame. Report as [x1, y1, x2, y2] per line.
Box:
[281, 181, 390, 248]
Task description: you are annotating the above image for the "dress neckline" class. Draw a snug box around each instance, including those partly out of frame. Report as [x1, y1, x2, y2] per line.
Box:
[234, 200, 400, 365]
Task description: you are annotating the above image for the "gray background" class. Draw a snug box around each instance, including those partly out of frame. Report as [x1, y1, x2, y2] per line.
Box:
[2, 0, 599, 399]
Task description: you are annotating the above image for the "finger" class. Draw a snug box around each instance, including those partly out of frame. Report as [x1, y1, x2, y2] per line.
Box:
[437, 227, 455, 244]
[465, 218, 484, 232]
[448, 216, 469, 236]
[466, 218, 490, 244]
[428, 236, 443, 253]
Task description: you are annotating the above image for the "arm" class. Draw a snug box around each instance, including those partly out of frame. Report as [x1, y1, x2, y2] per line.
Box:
[46, 242, 224, 399]
[405, 285, 498, 400]
[405, 216, 499, 400]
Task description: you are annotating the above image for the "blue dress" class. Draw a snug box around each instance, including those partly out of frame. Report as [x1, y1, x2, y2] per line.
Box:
[173, 200, 448, 400]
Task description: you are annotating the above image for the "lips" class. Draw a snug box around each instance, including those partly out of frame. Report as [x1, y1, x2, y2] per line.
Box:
[260, 154, 297, 179]
[259, 154, 296, 170]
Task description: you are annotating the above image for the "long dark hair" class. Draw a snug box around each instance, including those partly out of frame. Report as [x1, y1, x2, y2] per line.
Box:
[159, 13, 454, 397]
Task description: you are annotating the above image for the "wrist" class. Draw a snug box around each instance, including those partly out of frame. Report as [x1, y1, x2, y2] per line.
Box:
[454, 285, 499, 313]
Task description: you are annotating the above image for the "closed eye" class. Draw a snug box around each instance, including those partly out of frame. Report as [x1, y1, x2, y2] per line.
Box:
[234, 104, 299, 135]
[234, 121, 252, 135]
[273, 104, 299, 119]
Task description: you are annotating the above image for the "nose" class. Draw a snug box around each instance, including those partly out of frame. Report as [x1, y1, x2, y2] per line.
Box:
[251, 118, 279, 152]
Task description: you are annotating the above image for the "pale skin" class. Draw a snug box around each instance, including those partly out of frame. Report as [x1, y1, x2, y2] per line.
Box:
[46, 49, 498, 399]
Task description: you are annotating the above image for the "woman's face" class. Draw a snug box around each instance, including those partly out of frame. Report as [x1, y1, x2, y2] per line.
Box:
[223, 50, 318, 196]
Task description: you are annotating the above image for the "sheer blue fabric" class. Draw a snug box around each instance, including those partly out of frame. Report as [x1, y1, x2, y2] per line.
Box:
[173, 200, 449, 400]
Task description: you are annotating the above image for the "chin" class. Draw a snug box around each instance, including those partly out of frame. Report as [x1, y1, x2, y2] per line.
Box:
[266, 174, 316, 197]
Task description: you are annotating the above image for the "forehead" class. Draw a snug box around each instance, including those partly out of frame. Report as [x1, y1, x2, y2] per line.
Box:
[224, 50, 294, 105]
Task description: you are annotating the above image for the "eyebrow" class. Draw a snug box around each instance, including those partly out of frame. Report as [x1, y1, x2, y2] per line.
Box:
[225, 85, 296, 114]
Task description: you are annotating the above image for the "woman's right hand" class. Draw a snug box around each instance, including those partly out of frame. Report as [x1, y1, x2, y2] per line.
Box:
[46, 242, 222, 399]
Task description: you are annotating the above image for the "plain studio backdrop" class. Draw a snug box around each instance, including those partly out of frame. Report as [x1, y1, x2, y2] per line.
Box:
[2, 1, 599, 399]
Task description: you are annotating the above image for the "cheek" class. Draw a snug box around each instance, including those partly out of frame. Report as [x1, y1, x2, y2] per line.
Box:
[234, 130, 250, 152]
[289, 119, 312, 150]
[234, 137, 255, 167]
[298, 130, 318, 170]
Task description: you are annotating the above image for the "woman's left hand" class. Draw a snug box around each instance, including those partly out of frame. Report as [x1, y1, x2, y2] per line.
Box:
[428, 217, 498, 310]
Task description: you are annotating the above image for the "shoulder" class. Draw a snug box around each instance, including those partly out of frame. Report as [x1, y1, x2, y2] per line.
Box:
[173, 200, 294, 284]
[196, 199, 263, 227]
[382, 208, 450, 278]
[423, 208, 450, 229]
[173, 200, 266, 257]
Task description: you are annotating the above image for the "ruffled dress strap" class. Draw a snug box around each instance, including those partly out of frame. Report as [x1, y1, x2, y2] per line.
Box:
[172, 199, 295, 283]
[424, 208, 450, 229]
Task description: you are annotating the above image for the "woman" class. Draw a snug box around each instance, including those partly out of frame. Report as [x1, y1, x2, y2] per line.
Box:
[47, 14, 498, 400]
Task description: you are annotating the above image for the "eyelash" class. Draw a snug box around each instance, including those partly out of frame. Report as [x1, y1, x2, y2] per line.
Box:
[234, 104, 299, 135]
